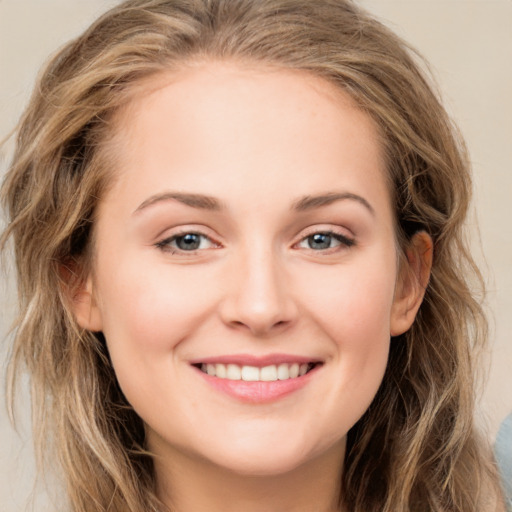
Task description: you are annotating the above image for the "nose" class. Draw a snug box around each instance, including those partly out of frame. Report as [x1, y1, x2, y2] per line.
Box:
[218, 247, 298, 337]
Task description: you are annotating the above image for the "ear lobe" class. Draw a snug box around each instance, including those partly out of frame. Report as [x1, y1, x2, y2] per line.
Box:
[390, 231, 433, 337]
[60, 264, 103, 332]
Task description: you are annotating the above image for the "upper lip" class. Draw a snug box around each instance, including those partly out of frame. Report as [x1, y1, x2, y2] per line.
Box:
[189, 353, 323, 367]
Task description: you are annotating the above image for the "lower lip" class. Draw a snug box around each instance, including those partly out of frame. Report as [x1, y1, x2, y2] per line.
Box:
[193, 366, 319, 403]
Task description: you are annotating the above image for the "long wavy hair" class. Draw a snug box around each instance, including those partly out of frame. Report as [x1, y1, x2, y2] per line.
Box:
[1, 1, 502, 511]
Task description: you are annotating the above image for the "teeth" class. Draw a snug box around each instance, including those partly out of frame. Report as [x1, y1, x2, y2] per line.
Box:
[216, 363, 227, 379]
[226, 364, 241, 380]
[241, 366, 259, 381]
[200, 362, 314, 381]
[277, 363, 290, 380]
[260, 365, 278, 381]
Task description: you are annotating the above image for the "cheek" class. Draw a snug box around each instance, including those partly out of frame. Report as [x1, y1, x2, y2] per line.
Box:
[96, 258, 220, 353]
[299, 258, 396, 345]
[296, 256, 396, 399]
[93, 258, 221, 410]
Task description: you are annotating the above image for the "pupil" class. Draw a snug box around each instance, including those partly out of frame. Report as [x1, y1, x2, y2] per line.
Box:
[177, 233, 200, 250]
[309, 233, 331, 249]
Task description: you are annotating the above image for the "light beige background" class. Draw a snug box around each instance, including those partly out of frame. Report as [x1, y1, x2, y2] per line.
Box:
[1, 1, 511, 510]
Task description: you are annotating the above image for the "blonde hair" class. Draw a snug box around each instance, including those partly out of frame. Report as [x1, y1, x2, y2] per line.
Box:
[1, 1, 502, 510]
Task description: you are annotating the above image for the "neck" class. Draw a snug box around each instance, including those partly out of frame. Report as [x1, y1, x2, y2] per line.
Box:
[153, 440, 346, 512]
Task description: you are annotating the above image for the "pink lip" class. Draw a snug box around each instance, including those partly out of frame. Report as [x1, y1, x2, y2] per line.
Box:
[191, 359, 322, 404]
[189, 353, 321, 367]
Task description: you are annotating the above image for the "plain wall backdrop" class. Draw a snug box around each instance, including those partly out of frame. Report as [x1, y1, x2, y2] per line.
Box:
[1, 0, 511, 510]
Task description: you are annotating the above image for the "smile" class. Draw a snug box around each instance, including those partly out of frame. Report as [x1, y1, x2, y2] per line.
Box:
[191, 355, 323, 402]
[198, 362, 315, 381]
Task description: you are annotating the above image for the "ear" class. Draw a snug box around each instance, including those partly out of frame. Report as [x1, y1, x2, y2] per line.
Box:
[390, 231, 433, 337]
[60, 263, 103, 332]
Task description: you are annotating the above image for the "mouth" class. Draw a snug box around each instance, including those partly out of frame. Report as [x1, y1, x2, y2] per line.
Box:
[190, 355, 324, 402]
[194, 361, 320, 382]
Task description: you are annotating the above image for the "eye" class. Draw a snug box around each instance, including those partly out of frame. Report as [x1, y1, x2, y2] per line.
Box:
[297, 231, 355, 251]
[156, 232, 218, 253]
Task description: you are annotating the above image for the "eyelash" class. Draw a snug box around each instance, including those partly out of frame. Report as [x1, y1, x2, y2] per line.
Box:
[155, 231, 219, 254]
[154, 229, 355, 255]
[295, 230, 356, 252]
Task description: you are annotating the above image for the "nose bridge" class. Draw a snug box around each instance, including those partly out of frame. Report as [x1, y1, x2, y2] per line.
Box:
[220, 241, 296, 335]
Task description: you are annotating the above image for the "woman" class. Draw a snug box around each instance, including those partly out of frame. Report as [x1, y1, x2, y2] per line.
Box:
[1, 1, 504, 511]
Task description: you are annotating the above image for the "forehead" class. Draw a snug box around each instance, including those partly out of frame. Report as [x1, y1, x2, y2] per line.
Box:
[102, 61, 390, 215]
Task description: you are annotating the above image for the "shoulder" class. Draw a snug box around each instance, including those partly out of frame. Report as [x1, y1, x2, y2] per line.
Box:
[495, 413, 512, 511]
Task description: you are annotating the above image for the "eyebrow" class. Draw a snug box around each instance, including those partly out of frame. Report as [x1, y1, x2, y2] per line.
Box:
[292, 192, 375, 215]
[133, 190, 374, 216]
[134, 192, 223, 214]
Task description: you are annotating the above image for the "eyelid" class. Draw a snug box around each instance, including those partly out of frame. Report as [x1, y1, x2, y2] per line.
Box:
[154, 226, 222, 253]
[293, 225, 356, 251]
[296, 224, 355, 240]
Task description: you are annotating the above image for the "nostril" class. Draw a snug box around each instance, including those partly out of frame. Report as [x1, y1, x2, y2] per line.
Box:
[229, 320, 247, 329]
[226, 318, 289, 333]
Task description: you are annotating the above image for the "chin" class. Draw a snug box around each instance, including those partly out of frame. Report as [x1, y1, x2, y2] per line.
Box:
[199, 433, 344, 478]
[210, 454, 310, 477]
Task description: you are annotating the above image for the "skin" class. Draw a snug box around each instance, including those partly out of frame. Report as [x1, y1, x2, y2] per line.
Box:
[73, 62, 432, 512]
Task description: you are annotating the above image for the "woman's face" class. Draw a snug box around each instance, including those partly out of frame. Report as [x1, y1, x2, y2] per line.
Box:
[76, 63, 420, 476]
